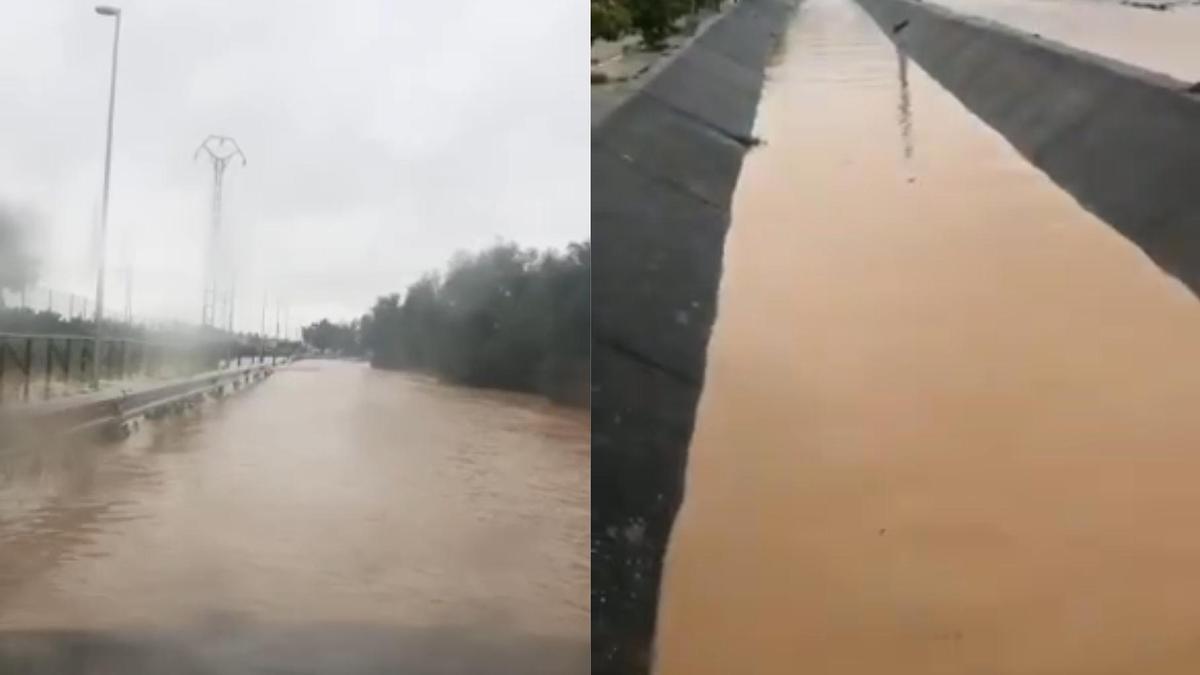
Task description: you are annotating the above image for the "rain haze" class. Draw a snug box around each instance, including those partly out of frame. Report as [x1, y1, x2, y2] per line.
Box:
[0, 0, 588, 334]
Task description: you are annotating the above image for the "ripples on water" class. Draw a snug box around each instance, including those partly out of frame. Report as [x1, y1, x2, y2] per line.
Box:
[0, 360, 588, 674]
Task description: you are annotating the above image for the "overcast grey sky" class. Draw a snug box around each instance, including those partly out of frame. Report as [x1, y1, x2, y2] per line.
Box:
[0, 0, 587, 335]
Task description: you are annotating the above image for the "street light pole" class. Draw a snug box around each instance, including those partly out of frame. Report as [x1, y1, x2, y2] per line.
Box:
[94, 5, 121, 326]
[93, 5, 121, 385]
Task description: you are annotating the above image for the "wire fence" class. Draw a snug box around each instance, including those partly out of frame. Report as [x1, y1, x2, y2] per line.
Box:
[0, 284, 306, 405]
[0, 332, 295, 406]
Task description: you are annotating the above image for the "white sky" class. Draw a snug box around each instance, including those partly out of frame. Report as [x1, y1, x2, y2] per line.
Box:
[0, 0, 588, 337]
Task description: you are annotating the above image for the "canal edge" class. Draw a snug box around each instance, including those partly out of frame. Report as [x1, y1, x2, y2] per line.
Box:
[854, 0, 1200, 298]
[591, 0, 803, 673]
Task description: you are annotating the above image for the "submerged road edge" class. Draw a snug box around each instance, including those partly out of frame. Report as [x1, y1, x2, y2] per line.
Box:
[590, 0, 800, 672]
[855, 0, 1200, 294]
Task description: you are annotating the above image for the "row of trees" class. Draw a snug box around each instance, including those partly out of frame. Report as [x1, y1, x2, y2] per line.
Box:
[303, 241, 590, 406]
[592, 0, 724, 48]
[300, 318, 364, 356]
[0, 305, 298, 348]
[0, 307, 113, 337]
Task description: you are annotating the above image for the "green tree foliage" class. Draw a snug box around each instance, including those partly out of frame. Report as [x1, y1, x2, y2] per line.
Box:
[628, 0, 682, 48]
[591, 0, 725, 48]
[357, 241, 590, 406]
[300, 318, 363, 355]
[592, 0, 633, 43]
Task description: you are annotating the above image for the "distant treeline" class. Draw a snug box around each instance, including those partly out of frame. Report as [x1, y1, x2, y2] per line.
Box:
[0, 306, 296, 351]
[303, 241, 590, 406]
[592, 0, 723, 47]
[0, 307, 142, 339]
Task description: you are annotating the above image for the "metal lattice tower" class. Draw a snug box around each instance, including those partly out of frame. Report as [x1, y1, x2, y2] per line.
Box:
[194, 135, 246, 329]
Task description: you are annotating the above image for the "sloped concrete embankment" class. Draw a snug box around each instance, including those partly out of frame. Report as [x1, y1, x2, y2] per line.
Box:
[591, 0, 800, 672]
[856, 0, 1200, 293]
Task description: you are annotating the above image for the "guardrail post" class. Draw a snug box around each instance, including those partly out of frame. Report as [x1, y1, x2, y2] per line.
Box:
[80, 339, 92, 390]
[67, 338, 74, 384]
[23, 337, 32, 401]
[106, 339, 118, 381]
[44, 337, 54, 399]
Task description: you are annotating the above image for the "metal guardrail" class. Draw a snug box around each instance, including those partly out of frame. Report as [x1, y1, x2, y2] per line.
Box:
[1, 359, 287, 443]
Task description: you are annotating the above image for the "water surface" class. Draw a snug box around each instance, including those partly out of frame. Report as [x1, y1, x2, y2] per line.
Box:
[0, 359, 589, 674]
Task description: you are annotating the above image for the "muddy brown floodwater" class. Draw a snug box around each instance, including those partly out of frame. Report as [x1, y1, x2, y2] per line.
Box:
[656, 0, 1200, 673]
[0, 359, 589, 674]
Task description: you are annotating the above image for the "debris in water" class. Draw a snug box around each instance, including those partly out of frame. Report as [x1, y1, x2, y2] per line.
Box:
[728, 133, 764, 149]
[892, 19, 910, 34]
[1120, 0, 1170, 10]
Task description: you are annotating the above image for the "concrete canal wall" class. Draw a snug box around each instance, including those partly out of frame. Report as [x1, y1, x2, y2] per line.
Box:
[591, 0, 800, 672]
[856, 0, 1200, 293]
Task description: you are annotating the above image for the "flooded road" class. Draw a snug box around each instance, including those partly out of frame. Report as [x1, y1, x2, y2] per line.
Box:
[0, 360, 588, 674]
[656, 0, 1200, 673]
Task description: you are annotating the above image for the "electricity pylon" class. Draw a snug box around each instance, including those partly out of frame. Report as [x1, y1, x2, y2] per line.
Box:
[194, 134, 246, 329]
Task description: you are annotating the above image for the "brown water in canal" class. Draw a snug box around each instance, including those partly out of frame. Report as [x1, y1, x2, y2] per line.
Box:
[0, 360, 588, 674]
[656, 0, 1200, 673]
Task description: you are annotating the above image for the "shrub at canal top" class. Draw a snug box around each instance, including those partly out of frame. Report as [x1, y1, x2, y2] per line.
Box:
[593, 0, 633, 43]
[592, 0, 724, 48]
[351, 241, 590, 406]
